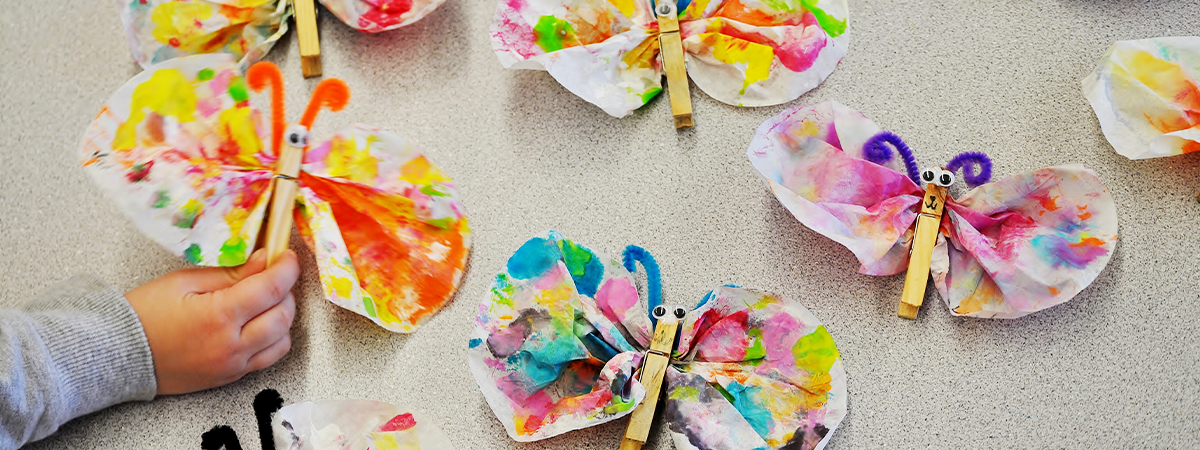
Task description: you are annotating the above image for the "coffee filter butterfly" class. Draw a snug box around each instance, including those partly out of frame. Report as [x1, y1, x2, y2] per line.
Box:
[468, 231, 847, 450]
[490, 0, 849, 118]
[747, 101, 1119, 318]
[79, 54, 471, 332]
[1083, 36, 1200, 160]
[120, 0, 449, 69]
[200, 389, 455, 450]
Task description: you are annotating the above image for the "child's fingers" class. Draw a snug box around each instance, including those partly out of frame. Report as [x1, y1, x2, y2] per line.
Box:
[239, 293, 295, 351]
[243, 335, 292, 374]
[219, 250, 300, 324]
[177, 249, 270, 294]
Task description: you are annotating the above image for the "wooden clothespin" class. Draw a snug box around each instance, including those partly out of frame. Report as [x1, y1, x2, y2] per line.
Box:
[262, 126, 306, 265]
[655, 1, 692, 129]
[898, 168, 951, 319]
[294, 0, 322, 77]
[619, 306, 685, 450]
[249, 62, 350, 264]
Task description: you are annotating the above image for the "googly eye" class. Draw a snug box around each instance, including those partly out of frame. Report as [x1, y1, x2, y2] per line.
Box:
[652, 305, 668, 319]
[672, 307, 687, 319]
[655, 0, 676, 17]
[920, 168, 937, 184]
[285, 125, 309, 148]
[936, 169, 956, 187]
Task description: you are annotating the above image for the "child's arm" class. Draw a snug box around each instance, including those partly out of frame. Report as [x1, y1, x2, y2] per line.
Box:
[0, 249, 298, 449]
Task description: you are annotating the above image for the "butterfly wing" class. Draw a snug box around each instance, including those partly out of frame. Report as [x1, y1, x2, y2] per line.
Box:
[293, 125, 470, 332]
[491, 0, 663, 117]
[118, 0, 289, 68]
[681, 0, 848, 107]
[468, 232, 652, 441]
[935, 166, 1118, 318]
[320, 0, 446, 32]
[271, 400, 453, 450]
[666, 286, 847, 450]
[747, 101, 925, 275]
[1083, 37, 1200, 159]
[80, 53, 272, 266]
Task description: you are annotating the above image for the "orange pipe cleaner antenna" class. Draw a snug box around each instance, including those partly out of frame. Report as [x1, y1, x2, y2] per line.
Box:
[246, 62, 286, 156]
[299, 78, 350, 129]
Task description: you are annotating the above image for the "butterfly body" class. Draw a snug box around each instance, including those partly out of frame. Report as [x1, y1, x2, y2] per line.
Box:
[120, 0, 448, 72]
[898, 181, 946, 318]
[619, 308, 681, 449]
[748, 101, 1118, 319]
[470, 232, 847, 450]
[654, 1, 693, 128]
[81, 54, 471, 332]
[490, 0, 849, 120]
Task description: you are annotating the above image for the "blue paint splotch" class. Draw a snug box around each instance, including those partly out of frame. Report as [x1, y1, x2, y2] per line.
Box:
[507, 237, 561, 280]
[724, 382, 773, 437]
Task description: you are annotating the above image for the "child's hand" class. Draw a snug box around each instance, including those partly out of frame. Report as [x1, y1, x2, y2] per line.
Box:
[125, 249, 300, 395]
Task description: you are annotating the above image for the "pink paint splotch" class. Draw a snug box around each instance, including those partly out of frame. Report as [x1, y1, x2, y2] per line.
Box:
[492, 0, 541, 60]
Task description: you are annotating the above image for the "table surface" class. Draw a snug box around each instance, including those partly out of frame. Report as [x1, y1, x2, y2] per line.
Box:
[2, 0, 1198, 449]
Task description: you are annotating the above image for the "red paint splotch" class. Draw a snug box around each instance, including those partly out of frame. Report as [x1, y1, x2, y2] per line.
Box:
[359, 0, 413, 30]
[378, 413, 417, 432]
[126, 161, 154, 182]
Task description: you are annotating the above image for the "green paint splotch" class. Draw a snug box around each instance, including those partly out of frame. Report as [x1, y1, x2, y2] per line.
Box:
[793, 325, 839, 376]
[217, 237, 247, 266]
[602, 396, 636, 415]
[228, 76, 249, 102]
[491, 273, 517, 309]
[151, 190, 171, 209]
[759, 0, 845, 37]
[197, 68, 215, 81]
[172, 199, 202, 229]
[361, 293, 377, 318]
[532, 15, 577, 52]
[420, 184, 449, 197]
[669, 385, 701, 401]
[801, 0, 846, 37]
[745, 327, 767, 361]
[558, 238, 603, 297]
[640, 87, 663, 105]
[183, 244, 203, 264]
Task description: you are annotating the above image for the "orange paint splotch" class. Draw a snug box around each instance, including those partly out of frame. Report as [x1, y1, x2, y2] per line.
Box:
[299, 173, 469, 329]
[1039, 195, 1060, 213]
[1069, 236, 1107, 249]
[713, 0, 806, 26]
[1048, 286, 1060, 296]
[1182, 140, 1200, 155]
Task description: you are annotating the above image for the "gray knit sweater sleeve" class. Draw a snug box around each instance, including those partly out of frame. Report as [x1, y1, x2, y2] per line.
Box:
[0, 275, 157, 450]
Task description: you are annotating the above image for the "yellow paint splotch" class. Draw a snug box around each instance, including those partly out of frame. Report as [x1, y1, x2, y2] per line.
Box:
[400, 156, 450, 185]
[114, 69, 198, 151]
[698, 32, 775, 94]
[216, 106, 263, 165]
[325, 136, 380, 184]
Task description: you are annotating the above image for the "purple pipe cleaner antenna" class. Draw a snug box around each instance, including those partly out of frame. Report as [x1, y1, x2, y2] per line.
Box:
[863, 131, 920, 184]
[946, 152, 993, 187]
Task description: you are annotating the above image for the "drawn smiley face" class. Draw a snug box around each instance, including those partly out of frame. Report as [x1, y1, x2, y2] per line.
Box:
[919, 167, 955, 212]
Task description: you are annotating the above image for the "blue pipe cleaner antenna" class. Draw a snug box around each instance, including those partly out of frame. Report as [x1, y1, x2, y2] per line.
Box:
[622, 245, 664, 326]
